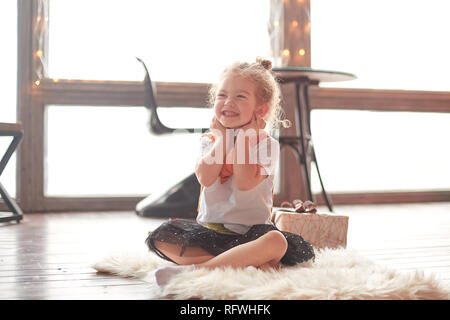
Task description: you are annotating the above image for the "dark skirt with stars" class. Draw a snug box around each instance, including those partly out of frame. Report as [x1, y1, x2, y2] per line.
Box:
[145, 219, 315, 266]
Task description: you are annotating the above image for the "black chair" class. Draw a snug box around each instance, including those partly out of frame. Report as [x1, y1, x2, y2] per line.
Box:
[135, 58, 208, 218]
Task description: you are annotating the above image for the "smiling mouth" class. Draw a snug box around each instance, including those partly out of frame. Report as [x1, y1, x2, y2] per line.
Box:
[222, 111, 239, 117]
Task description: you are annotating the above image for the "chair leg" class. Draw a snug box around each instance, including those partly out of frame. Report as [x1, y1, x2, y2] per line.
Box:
[0, 182, 23, 223]
[0, 131, 23, 223]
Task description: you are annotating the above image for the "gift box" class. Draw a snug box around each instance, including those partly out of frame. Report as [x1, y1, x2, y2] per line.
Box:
[273, 208, 349, 249]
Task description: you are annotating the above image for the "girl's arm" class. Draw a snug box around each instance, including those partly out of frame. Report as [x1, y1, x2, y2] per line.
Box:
[232, 114, 270, 191]
[195, 116, 229, 187]
[195, 136, 226, 187]
[232, 134, 268, 191]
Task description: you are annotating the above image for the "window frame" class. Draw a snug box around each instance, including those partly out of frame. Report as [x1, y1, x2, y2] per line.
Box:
[9, 0, 450, 213]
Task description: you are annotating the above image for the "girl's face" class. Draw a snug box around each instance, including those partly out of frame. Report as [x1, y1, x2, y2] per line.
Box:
[214, 73, 264, 129]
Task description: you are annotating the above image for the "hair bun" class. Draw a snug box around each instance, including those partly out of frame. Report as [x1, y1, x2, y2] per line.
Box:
[256, 57, 272, 71]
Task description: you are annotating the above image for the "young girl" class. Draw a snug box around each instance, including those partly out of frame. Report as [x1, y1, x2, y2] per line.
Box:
[146, 58, 315, 286]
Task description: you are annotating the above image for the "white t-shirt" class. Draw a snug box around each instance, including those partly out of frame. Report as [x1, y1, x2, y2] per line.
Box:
[196, 131, 280, 234]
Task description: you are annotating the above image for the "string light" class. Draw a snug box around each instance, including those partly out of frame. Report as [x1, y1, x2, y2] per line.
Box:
[304, 22, 311, 33]
[34, 80, 40, 86]
[270, 1, 311, 66]
[52, 78, 59, 83]
[35, 50, 43, 57]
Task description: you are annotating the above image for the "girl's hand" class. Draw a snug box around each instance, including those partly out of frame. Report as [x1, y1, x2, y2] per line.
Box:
[210, 116, 227, 140]
[240, 113, 265, 132]
[236, 114, 267, 147]
[210, 116, 229, 163]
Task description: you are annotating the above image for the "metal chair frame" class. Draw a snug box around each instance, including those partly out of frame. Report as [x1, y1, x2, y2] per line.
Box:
[0, 125, 24, 223]
[136, 57, 209, 135]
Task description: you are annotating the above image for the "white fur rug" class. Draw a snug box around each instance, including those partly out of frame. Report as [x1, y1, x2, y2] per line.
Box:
[91, 248, 449, 300]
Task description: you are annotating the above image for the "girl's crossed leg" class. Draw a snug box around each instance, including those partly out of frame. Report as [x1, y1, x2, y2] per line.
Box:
[153, 230, 288, 270]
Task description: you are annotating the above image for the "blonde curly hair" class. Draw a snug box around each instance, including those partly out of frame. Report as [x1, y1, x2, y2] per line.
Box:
[208, 58, 291, 130]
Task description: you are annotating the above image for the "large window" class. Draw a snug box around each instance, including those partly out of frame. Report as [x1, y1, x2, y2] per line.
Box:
[309, 0, 450, 196]
[45, 106, 212, 196]
[48, 0, 271, 83]
[13, 0, 450, 211]
[42, 0, 270, 199]
[310, 110, 450, 193]
[0, 1, 17, 198]
[311, 0, 450, 91]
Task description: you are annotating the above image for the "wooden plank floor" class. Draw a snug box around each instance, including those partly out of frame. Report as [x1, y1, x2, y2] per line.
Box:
[1, 202, 449, 299]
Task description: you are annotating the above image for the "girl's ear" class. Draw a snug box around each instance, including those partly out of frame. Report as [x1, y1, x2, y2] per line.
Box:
[255, 104, 269, 118]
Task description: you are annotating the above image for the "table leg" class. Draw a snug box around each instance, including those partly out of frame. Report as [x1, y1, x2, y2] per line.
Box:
[302, 85, 334, 212]
[294, 82, 313, 202]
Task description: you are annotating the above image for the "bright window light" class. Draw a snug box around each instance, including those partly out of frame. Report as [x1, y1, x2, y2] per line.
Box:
[311, 110, 450, 193]
[48, 0, 271, 83]
[311, 0, 450, 91]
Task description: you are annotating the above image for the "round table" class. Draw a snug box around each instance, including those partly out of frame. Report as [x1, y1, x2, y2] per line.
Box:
[272, 67, 356, 212]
